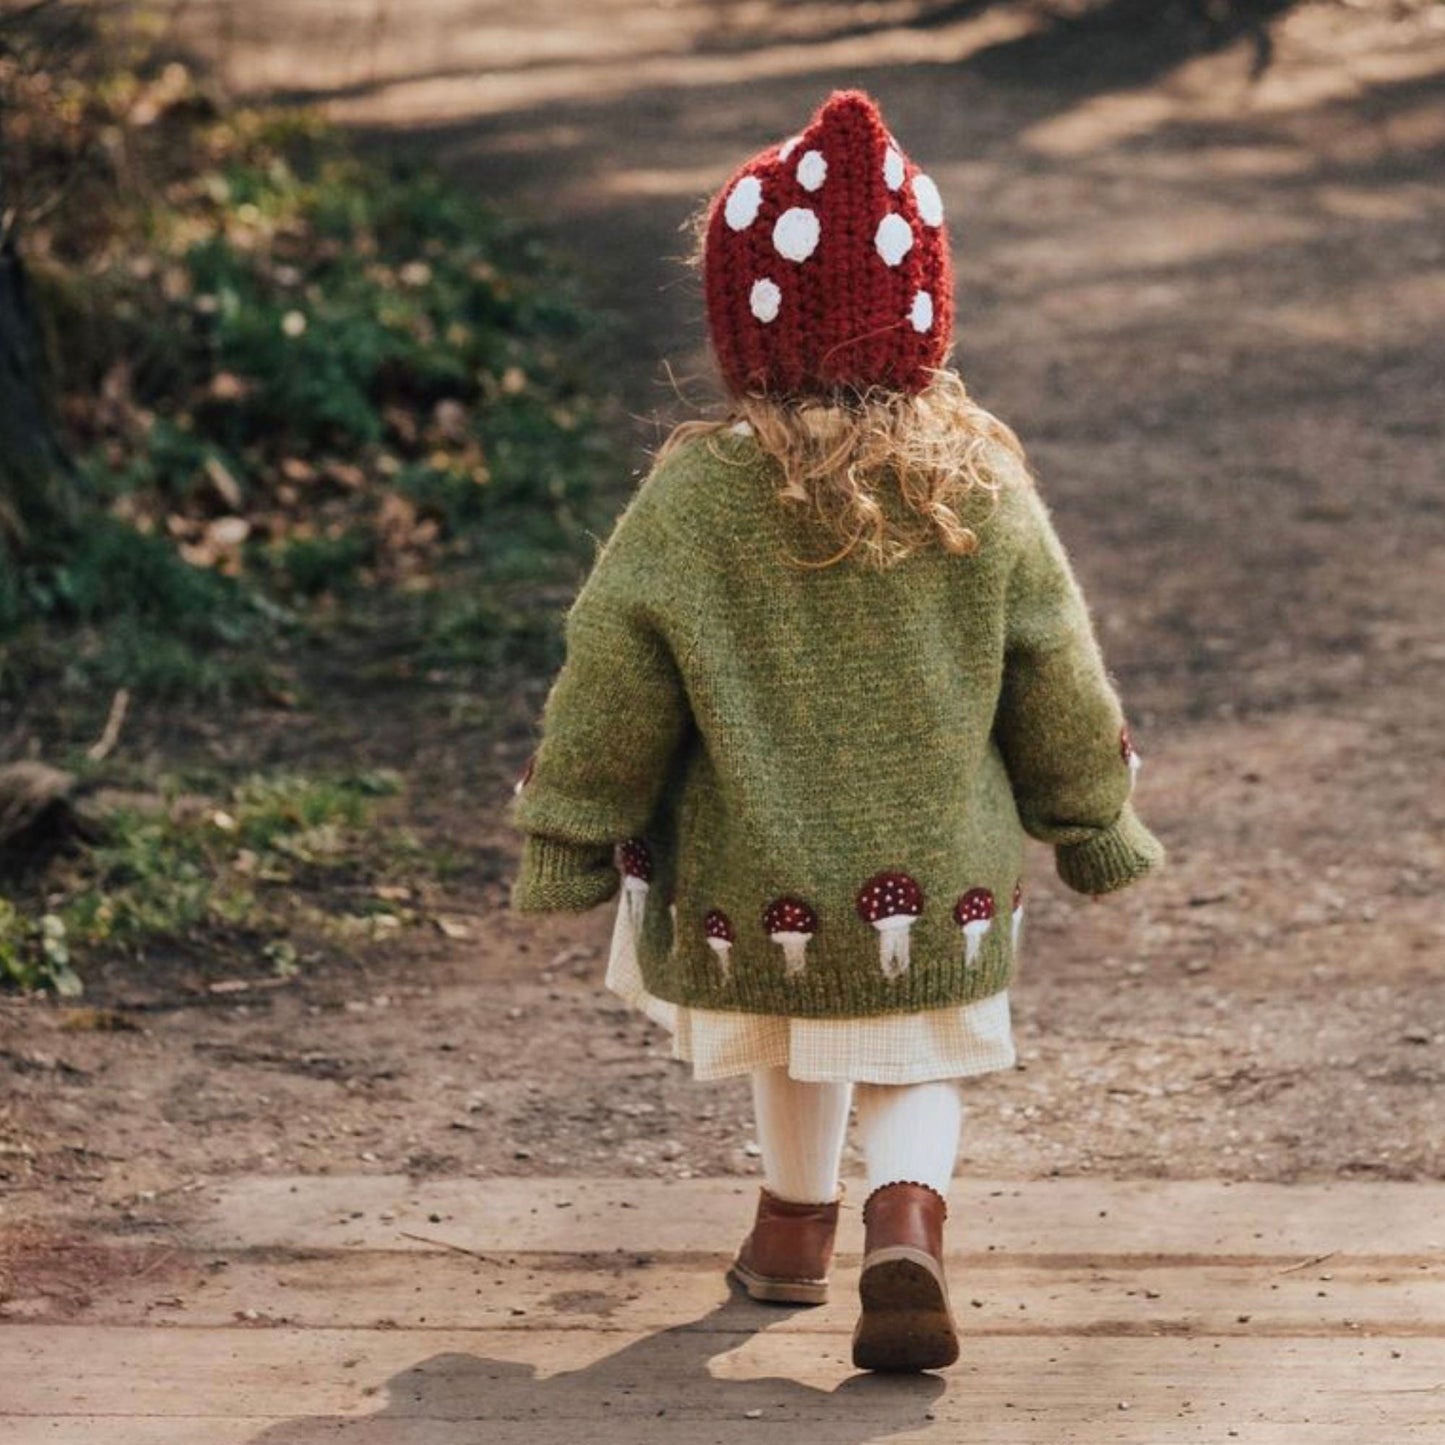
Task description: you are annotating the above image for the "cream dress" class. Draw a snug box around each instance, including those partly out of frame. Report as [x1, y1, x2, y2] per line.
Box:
[604, 897, 1016, 1085]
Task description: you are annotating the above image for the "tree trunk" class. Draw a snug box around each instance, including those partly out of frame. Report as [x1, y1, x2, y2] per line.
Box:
[0, 232, 78, 547]
[0, 138, 79, 550]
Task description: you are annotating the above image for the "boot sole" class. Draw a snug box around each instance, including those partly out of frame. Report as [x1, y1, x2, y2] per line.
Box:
[728, 1258, 829, 1306]
[851, 1246, 960, 1372]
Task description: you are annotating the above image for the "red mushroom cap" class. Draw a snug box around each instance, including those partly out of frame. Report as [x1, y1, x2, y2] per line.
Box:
[762, 896, 818, 936]
[619, 838, 653, 882]
[953, 888, 995, 927]
[1012, 882, 1023, 912]
[856, 872, 924, 924]
[1120, 725, 1136, 763]
[704, 909, 735, 943]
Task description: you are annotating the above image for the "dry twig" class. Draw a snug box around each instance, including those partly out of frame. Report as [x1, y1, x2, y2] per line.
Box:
[85, 688, 130, 762]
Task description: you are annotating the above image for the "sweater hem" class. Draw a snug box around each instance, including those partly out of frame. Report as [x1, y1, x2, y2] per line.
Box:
[637, 946, 1018, 1020]
[605, 899, 1017, 1082]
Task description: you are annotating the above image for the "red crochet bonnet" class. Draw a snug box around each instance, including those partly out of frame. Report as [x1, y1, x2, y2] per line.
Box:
[703, 90, 954, 399]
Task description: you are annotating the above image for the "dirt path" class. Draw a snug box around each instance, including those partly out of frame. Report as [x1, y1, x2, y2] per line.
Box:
[3, 1, 1444, 1228]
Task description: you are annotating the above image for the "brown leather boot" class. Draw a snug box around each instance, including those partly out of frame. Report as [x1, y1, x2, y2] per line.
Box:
[729, 1186, 840, 1305]
[851, 1181, 959, 1372]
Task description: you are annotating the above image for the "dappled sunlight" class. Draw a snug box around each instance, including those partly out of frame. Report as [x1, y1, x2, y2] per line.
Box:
[1314, 182, 1439, 223]
[1023, 8, 1445, 156]
[317, 11, 1037, 128]
[1270, 271, 1445, 346]
[596, 164, 746, 202]
[981, 206, 1318, 281]
[185, 0, 1037, 124]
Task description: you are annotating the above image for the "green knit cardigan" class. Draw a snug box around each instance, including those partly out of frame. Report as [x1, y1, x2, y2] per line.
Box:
[511, 430, 1163, 1017]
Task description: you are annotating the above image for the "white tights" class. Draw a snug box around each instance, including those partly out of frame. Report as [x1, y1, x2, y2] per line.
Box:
[750, 1066, 963, 1204]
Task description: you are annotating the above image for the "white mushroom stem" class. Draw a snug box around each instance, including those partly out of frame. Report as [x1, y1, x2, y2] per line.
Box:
[963, 916, 992, 966]
[773, 931, 810, 976]
[1128, 750, 1142, 787]
[874, 915, 916, 979]
[1011, 906, 1024, 952]
[706, 936, 732, 976]
[622, 876, 649, 934]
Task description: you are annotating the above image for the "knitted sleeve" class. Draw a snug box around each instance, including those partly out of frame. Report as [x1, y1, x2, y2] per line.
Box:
[510, 486, 696, 914]
[994, 483, 1165, 896]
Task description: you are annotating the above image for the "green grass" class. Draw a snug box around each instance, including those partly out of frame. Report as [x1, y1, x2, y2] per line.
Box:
[0, 769, 421, 994]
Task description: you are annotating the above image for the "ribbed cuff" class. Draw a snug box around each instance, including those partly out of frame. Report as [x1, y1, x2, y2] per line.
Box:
[511, 836, 619, 914]
[1054, 804, 1165, 897]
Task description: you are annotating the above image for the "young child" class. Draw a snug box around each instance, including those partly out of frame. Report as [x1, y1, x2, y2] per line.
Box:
[511, 90, 1163, 1373]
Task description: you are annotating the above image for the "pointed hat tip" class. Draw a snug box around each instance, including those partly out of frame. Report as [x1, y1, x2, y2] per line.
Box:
[813, 88, 886, 128]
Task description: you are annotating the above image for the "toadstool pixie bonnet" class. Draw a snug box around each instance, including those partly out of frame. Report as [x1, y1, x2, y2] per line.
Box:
[703, 89, 954, 399]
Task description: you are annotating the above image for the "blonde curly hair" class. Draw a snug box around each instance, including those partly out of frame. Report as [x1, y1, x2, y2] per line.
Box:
[655, 369, 1029, 570]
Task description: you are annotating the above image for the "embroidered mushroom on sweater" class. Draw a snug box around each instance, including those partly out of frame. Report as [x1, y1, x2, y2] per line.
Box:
[1011, 882, 1025, 952]
[513, 752, 536, 799]
[704, 909, 735, 975]
[618, 838, 653, 934]
[762, 896, 817, 976]
[953, 887, 995, 966]
[856, 872, 924, 978]
[1121, 726, 1141, 788]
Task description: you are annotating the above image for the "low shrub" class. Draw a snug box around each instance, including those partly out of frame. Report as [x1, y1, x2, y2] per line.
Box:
[0, 769, 416, 992]
[3, 21, 614, 701]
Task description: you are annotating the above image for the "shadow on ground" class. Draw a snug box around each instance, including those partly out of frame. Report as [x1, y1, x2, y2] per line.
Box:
[247, 1292, 946, 1442]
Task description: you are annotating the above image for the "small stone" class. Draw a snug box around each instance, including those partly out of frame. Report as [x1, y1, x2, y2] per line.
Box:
[744, 1408, 763, 1420]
